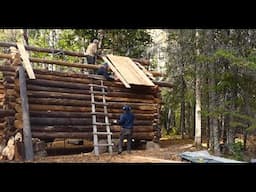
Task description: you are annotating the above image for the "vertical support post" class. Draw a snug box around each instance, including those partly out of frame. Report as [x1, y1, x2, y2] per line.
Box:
[18, 66, 34, 161]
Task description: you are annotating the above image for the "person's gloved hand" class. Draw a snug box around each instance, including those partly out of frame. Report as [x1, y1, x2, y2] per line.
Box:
[113, 120, 118, 124]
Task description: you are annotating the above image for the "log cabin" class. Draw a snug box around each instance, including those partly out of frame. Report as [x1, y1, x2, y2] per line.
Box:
[0, 41, 172, 160]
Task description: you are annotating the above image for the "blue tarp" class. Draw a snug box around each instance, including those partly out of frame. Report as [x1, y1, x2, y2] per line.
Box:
[180, 150, 246, 163]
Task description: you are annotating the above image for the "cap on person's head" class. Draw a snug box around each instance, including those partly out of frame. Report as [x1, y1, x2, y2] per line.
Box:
[93, 39, 99, 44]
[104, 62, 108, 67]
[122, 105, 131, 111]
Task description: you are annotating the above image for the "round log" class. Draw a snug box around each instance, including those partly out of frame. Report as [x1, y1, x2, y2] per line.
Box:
[21, 104, 156, 114]
[29, 117, 153, 126]
[26, 111, 157, 120]
[30, 125, 153, 133]
[33, 70, 158, 91]
[31, 125, 93, 132]
[32, 131, 154, 140]
[0, 65, 15, 72]
[26, 80, 154, 99]
[26, 97, 157, 111]
[27, 90, 155, 103]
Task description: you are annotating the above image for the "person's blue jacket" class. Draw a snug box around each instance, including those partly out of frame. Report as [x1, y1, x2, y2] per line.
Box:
[119, 111, 135, 129]
[97, 66, 113, 80]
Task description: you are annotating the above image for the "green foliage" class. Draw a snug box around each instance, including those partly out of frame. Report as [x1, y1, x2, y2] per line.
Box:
[0, 29, 22, 42]
[150, 56, 158, 70]
[103, 29, 152, 58]
[164, 29, 256, 146]
[161, 126, 178, 137]
[214, 49, 256, 70]
[27, 29, 152, 60]
[201, 105, 225, 119]
[230, 121, 248, 128]
[230, 140, 244, 161]
[247, 124, 256, 132]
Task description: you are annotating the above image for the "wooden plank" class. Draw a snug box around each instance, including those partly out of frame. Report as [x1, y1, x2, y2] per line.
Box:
[131, 63, 155, 84]
[107, 55, 154, 86]
[135, 62, 155, 80]
[19, 66, 34, 161]
[107, 55, 139, 84]
[17, 42, 36, 79]
[102, 56, 131, 88]
[127, 58, 155, 85]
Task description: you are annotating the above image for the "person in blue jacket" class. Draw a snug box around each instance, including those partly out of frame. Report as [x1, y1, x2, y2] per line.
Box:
[96, 62, 114, 80]
[115, 105, 135, 154]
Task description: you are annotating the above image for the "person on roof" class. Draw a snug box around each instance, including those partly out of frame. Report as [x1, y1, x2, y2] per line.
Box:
[96, 62, 114, 80]
[85, 38, 99, 64]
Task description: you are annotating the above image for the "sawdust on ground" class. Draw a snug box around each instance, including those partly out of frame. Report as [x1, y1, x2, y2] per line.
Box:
[34, 138, 201, 163]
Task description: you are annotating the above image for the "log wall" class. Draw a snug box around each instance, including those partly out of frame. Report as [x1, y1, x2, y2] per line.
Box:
[0, 64, 161, 143]
[0, 60, 17, 142]
[25, 69, 161, 141]
[0, 42, 164, 158]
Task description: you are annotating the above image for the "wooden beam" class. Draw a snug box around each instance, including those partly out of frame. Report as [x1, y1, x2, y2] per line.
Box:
[150, 71, 162, 77]
[0, 53, 12, 59]
[0, 41, 86, 57]
[0, 53, 162, 77]
[30, 57, 99, 70]
[25, 111, 156, 120]
[32, 131, 154, 140]
[30, 57, 162, 77]
[18, 66, 34, 161]
[17, 42, 35, 79]
[131, 58, 150, 66]
[0, 109, 15, 118]
[134, 62, 155, 80]
[153, 80, 173, 88]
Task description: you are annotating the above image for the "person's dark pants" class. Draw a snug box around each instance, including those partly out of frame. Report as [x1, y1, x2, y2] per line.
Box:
[85, 55, 96, 64]
[118, 128, 133, 153]
[85, 55, 96, 74]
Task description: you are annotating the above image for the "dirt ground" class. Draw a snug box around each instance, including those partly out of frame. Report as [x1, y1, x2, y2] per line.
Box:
[33, 138, 200, 163]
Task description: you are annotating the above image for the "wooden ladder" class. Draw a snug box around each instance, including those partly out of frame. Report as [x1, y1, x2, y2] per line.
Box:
[89, 80, 113, 156]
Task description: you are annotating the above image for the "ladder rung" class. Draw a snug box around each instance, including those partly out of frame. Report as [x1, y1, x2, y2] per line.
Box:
[89, 91, 107, 95]
[91, 102, 108, 106]
[93, 132, 112, 135]
[89, 84, 108, 89]
[94, 143, 114, 146]
[93, 122, 111, 126]
[91, 112, 109, 116]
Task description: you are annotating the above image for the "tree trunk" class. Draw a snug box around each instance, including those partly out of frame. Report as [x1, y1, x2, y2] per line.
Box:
[180, 76, 185, 139]
[194, 30, 201, 146]
[23, 29, 29, 46]
[166, 108, 172, 134]
[243, 88, 251, 151]
[186, 102, 192, 139]
[226, 66, 239, 151]
[208, 53, 219, 154]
